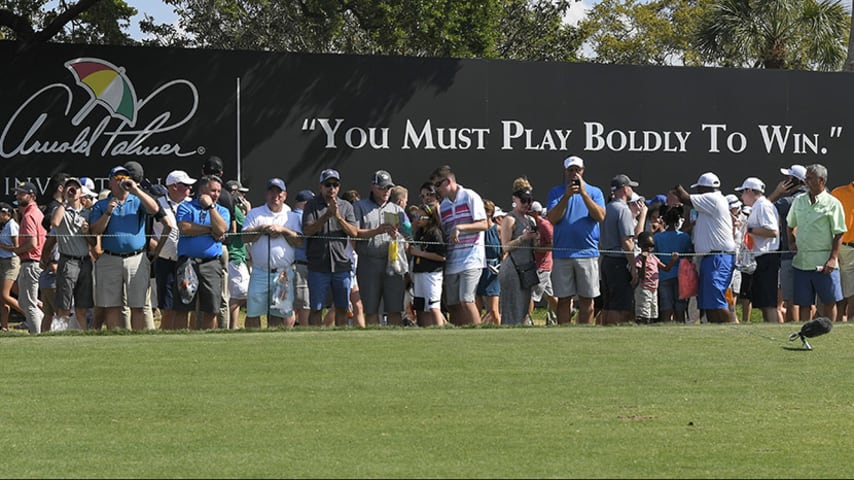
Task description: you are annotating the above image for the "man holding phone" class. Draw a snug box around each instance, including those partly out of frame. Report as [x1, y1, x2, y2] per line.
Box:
[767, 164, 807, 321]
[546, 156, 606, 325]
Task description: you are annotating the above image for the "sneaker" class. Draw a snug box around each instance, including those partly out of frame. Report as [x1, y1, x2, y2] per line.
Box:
[788, 332, 800, 341]
[802, 338, 812, 350]
[13, 321, 29, 330]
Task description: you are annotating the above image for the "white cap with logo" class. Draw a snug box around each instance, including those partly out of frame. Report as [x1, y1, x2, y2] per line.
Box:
[780, 164, 806, 181]
[734, 177, 765, 193]
[690, 172, 721, 189]
[166, 170, 197, 186]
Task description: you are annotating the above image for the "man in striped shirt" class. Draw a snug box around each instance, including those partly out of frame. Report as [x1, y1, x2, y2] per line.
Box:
[430, 165, 488, 326]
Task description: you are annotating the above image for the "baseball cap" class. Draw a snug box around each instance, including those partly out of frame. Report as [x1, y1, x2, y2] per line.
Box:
[690, 172, 721, 189]
[371, 170, 395, 189]
[493, 206, 508, 218]
[531, 201, 544, 214]
[15, 181, 37, 195]
[725, 194, 742, 210]
[319, 169, 340, 183]
[295, 190, 315, 203]
[0, 202, 13, 214]
[267, 178, 286, 191]
[109, 165, 130, 177]
[734, 177, 765, 193]
[645, 194, 667, 206]
[65, 177, 95, 198]
[79, 177, 96, 191]
[563, 155, 584, 169]
[203, 156, 224, 174]
[780, 164, 806, 182]
[123, 161, 145, 183]
[628, 192, 642, 203]
[610, 174, 639, 190]
[166, 170, 197, 186]
[225, 180, 249, 193]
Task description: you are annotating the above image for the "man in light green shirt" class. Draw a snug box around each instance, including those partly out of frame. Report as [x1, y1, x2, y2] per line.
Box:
[787, 164, 847, 322]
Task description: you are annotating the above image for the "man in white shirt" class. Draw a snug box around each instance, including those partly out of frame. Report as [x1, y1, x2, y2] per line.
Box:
[672, 172, 736, 323]
[736, 177, 781, 323]
[153, 170, 193, 329]
[242, 178, 303, 328]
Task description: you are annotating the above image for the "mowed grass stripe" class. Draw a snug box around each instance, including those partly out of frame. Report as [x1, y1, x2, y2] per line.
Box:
[2, 325, 853, 478]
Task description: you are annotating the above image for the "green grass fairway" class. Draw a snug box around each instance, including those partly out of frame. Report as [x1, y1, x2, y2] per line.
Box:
[2, 323, 853, 478]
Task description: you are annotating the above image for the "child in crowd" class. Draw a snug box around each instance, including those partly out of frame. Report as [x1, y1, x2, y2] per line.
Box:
[408, 204, 447, 327]
[653, 206, 694, 322]
[634, 231, 678, 324]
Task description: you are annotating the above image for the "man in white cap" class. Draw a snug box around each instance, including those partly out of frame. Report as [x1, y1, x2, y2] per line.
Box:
[736, 177, 781, 323]
[529, 201, 557, 324]
[671, 172, 736, 323]
[152, 170, 193, 329]
[767, 164, 807, 321]
[787, 164, 846, 322]
[546, 155, 606, 325]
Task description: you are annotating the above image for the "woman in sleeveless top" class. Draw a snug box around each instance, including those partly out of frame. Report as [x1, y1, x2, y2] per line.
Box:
[498, 178, 539, 325]
[476, 200, 502, 325]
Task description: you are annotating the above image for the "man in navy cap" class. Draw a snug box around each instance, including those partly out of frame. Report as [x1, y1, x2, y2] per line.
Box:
[302, 169, 359, 326]
[89, 165, 160, 330]
[241, 178, 302, 328]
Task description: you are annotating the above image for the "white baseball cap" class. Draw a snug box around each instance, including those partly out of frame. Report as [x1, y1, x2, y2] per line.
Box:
[725, 194, 742, 210]
[690, 172, 721, 189]
[165, 170, 197, 186]
[734, 177, 765, 193]
[531, 201, 544, 214]
[563, 155, 584, 169]
[780, 164, 806, 181]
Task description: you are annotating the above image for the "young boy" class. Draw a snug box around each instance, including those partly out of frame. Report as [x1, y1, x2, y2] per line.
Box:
[634, 232, 679, 323]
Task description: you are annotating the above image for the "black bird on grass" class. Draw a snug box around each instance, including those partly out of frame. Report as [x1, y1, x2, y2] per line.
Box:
[788, 317, 833, 350]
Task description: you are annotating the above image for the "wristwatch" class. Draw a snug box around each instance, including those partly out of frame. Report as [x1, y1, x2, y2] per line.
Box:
[204, 204, 214, 211]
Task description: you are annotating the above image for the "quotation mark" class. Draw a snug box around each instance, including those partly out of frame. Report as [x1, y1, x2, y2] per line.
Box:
[302, 118, 316, 131]
[830, 126, 843, 138]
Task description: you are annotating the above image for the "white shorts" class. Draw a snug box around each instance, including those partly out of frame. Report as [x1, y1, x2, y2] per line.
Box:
[551, 257, 600, 299]
[839, 246, 854, 298]
[413, 271, 443, 311]
[228, 261, 250, 300]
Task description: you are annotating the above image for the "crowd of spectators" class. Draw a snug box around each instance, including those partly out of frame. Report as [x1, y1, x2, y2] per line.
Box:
[0, 156, 851, 333]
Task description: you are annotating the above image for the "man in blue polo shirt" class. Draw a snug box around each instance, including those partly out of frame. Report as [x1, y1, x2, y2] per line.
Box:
[174, 175, 230, 330]
[90, 165, 160, 330]
[546, 155, 607, 325]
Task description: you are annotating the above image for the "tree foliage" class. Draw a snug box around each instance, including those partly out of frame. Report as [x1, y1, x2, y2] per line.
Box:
[139, 0, 584, 61]
[580, 0, 712, 66]
[0, 0, 134, 48]
[695, 0, 850, 70]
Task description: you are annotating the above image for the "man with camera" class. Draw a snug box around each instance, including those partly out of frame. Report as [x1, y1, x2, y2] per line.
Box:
[546, 156, 606, 326]
[89, 165, 160, 330]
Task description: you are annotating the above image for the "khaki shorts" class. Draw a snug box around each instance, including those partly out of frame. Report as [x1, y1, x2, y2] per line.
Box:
[551, 257, 600, 299]
[840, 246, 854, 298]
[94, 252, 150, 308]
[635, 286, 658, 319]
[0, 256, 20, 281]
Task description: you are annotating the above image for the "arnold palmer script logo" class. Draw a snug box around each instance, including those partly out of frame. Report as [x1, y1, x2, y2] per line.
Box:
[0, 57, 203, 159]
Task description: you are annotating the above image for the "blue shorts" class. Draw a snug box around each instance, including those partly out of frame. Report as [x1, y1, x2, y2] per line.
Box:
[155, 258, 177, 310]
[476, 262, 500, 297]
[793, 268, 842, 306]
[657, 278, 687, 313]
[698, 254, 734, 310]
[308, 270, 352, 310]
[247, 266, 294, 319]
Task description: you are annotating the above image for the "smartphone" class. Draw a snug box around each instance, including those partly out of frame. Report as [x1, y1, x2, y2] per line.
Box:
[572, 179, 580, 186]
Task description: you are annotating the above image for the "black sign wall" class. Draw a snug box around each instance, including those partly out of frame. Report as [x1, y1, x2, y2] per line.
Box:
[2, 41, 853, 208]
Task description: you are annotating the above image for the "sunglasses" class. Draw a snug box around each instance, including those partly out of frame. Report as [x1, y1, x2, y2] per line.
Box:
[323, 181, 340, 188]
[433, 178, 449, 189]
[518, 197, 533, 204]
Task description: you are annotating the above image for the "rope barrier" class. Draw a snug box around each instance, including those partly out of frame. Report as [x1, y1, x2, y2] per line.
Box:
[21, 231, 832, 258]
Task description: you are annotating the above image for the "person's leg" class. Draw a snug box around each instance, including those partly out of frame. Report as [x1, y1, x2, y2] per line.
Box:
[330, 271, 352, 327]
[229, 298, 245, 329]
[574, 258, 600, 325]
[18, 263, 43, 334]
[104, 306, 124, 329]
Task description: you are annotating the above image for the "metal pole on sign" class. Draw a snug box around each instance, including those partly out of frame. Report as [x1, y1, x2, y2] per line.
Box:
[236, 77, 242, 183]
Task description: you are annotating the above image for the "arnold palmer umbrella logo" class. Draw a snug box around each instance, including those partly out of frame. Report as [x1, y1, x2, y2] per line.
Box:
[0, 57, 204, 159]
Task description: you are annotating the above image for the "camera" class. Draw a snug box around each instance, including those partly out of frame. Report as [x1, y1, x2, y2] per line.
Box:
[121, 179, 133, 191]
